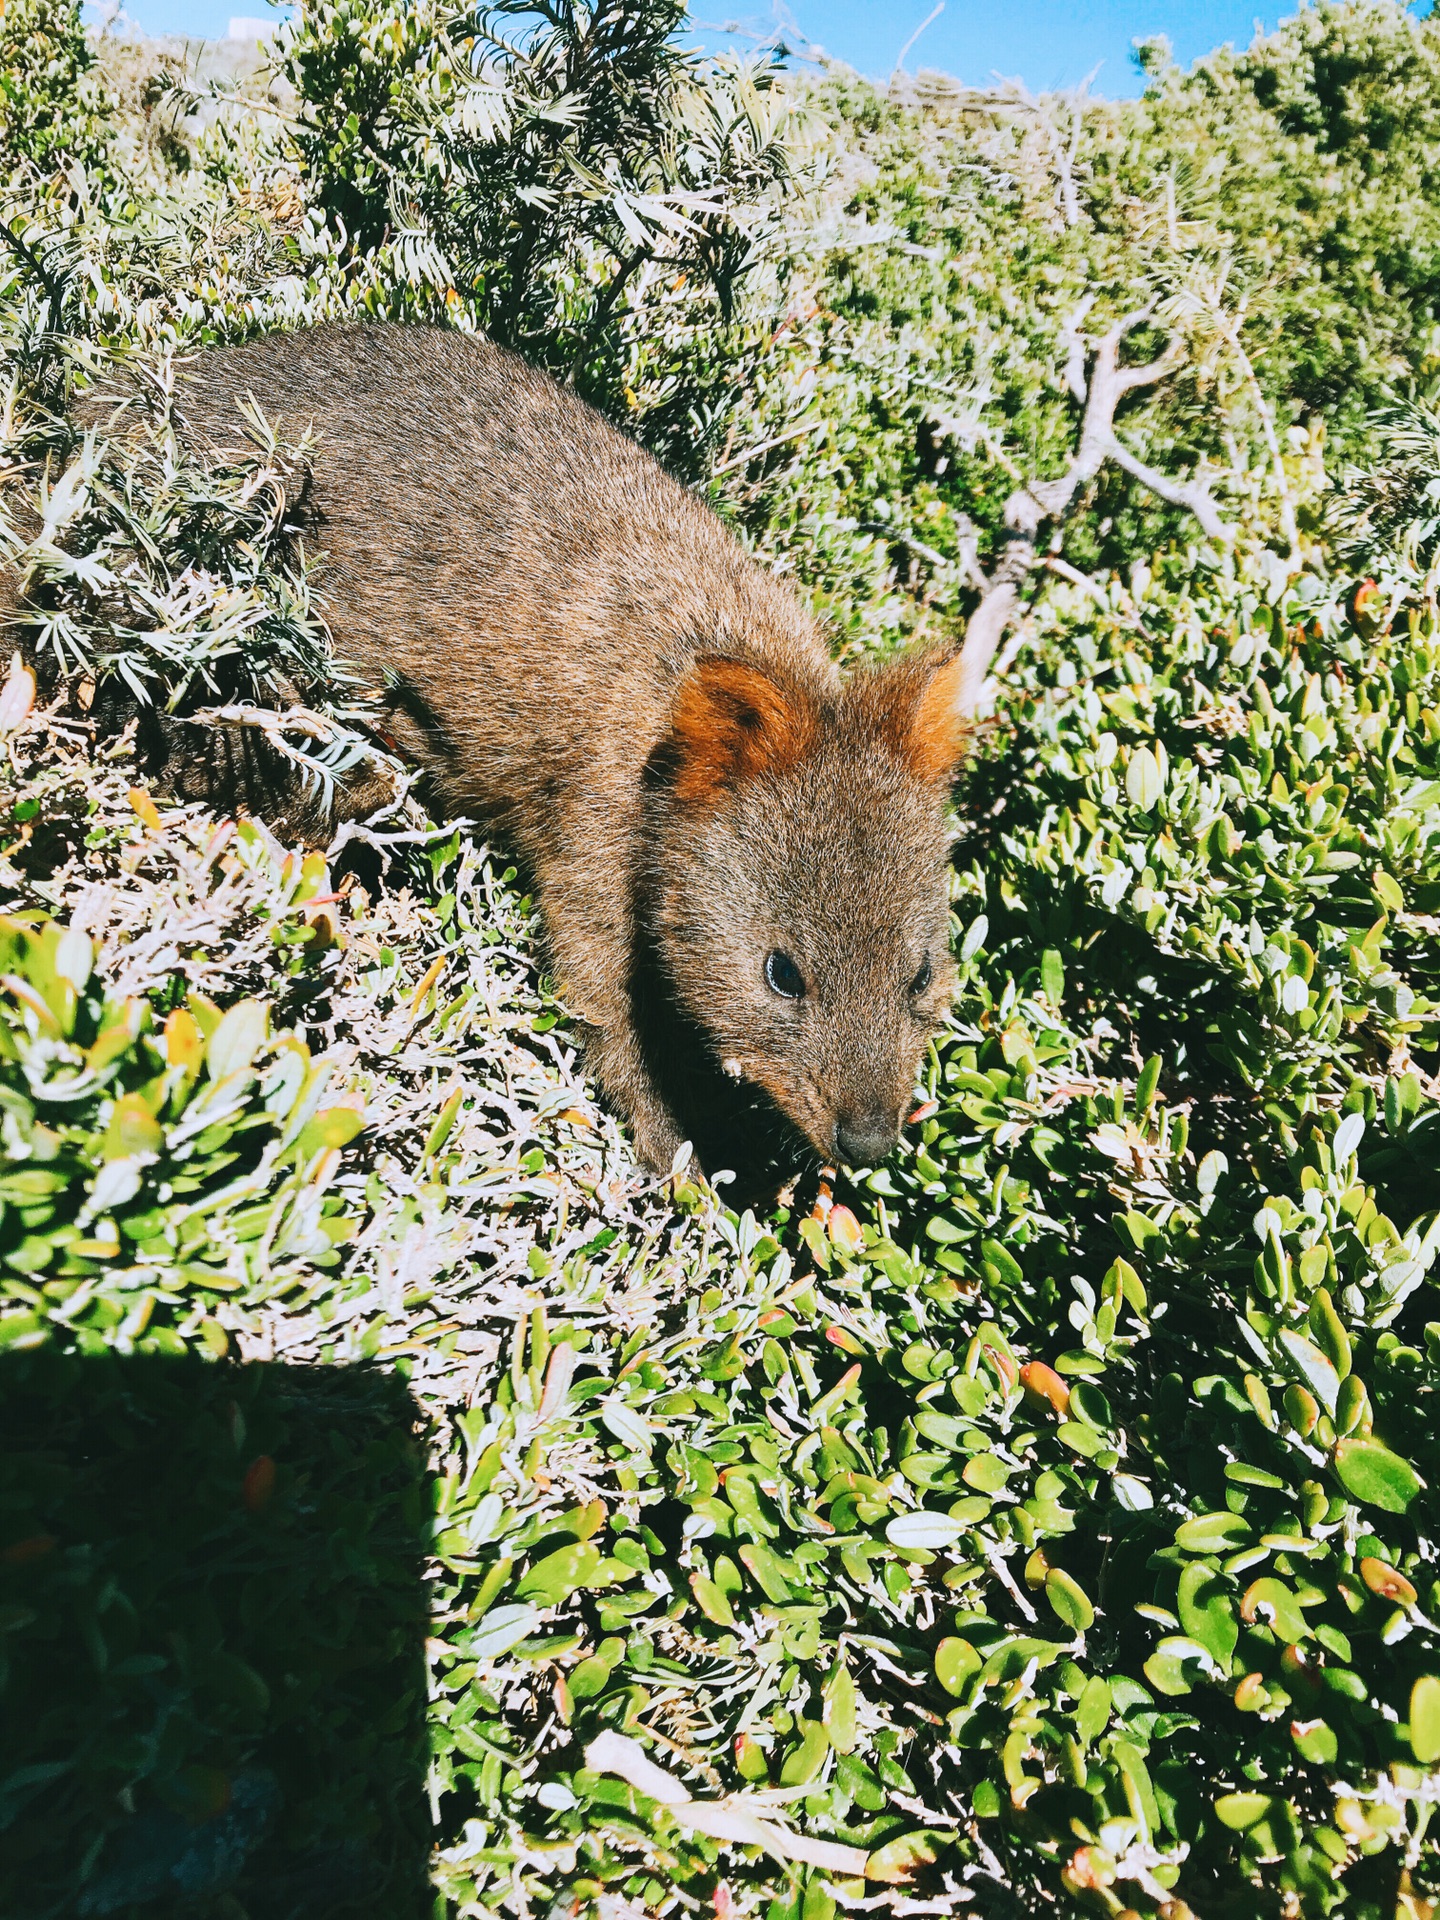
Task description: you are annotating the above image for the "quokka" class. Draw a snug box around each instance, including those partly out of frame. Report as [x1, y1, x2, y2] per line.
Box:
[109, 325, 976, 1177]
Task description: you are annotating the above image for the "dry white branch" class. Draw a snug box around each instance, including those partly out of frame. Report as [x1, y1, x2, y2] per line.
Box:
[711, 411, 825, 478]
[1106, 439, 1226, 541]
[1043, 553, 1108, 604]
[952, 306, 1231, 715]
[1210, 299, 1299, 559]
[1060, 295, 1095, 402]
[188, 698, 402, 796]
[585, 1730, 871, 1878]
[893, 2, 944, 75]
[949, 513, 991, 594]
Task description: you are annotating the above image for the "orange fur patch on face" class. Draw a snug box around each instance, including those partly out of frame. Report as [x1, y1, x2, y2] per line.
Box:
[669, 656, 815, 805]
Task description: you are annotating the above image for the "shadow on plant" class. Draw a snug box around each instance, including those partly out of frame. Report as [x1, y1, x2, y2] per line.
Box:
[0, 1347, 433, 1920]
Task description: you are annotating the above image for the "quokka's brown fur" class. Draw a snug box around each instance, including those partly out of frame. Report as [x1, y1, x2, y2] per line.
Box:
[104, 324, 975, 1176]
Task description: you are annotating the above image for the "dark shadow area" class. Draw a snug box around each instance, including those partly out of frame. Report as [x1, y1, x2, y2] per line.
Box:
[136, 710, 339, 849]
[629, 739, 822, 1203]
[0, 1348, 432, 1920]
[622, 917, 817, 1201]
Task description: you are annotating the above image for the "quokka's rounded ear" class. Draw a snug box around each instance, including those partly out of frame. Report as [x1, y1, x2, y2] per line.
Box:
[875, 648, 971, 785]
[667, 656, 816, 804]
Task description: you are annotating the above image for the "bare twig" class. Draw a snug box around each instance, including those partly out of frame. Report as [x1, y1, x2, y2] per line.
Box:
[991, 76, 1094, 231]
[982, 1540, 1038, 1623]
[711, 412, 825, 477]
[951, 570, 1024, 717]
[1210, 300, 1300, 559]
[690, 6, 829, 67]
[950, 513, 991, 594]
[1106, 439, 1226, 539]
[1060, 295, 1095, 401]
[914, 75, 1095, 230]
[327, 813, 477, 864]
[894, 3, 944, 75]
[1061, 72, 1097, 226]
[187, 700, 401, 795]
[858, 523, 955, 573]
[952, 307, 1230, 715]
[1043, 553, 1107, 603]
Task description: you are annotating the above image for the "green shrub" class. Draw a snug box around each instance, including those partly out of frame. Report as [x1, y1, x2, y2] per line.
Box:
[0, 900, 366, 1356]
[0, 0, 113, 179]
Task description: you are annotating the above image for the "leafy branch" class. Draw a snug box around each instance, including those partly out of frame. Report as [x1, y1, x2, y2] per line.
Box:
[0, 212, 71, 394]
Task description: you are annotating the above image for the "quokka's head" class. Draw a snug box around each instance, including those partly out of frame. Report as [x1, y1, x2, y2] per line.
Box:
[646, 646, 971, 1169]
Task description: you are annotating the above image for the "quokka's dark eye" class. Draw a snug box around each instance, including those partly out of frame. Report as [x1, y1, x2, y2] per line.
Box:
[765, 950, 806, 999]
[910, 953, 934, 996]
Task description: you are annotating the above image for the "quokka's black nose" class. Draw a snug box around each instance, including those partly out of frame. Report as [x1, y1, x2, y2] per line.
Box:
[835, 1113, 899, 1168]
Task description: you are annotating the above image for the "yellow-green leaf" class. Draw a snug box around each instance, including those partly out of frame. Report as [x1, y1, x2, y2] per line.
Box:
[296, 1106, 367, 1157]
[1045, 1567, 1095, 1632]
[866, 1832, 943, 1884]
[935, 1635, 982, 1696]
[1178, 1561, 1238, 1666]
[690, 1573, 734, 1626]
[1334, 1436, 1423, 1513]
[1126, 746, 1164, 810]
[1215, 1792, 1274, 1831]
[1410, 1676, 1440, 1765]
[206, 999, 269, 1080]
[1175, 1511, 1251, 1553]
[102, 1092, 163, 1162]
[779, 1716, 828, 1785]
[823, 1658, 857, 1753]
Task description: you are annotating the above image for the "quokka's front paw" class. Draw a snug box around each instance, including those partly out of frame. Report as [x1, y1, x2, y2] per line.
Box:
[624, 1105, 688, 1178]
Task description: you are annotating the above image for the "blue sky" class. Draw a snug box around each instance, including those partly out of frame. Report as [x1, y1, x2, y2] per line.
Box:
[693, 2, 1290, 95]
[91, 1, 1415, 99]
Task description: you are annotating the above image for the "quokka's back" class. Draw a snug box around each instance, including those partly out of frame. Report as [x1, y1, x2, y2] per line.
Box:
[175, 324, 835, 822]
[139, 325, 973, 1176]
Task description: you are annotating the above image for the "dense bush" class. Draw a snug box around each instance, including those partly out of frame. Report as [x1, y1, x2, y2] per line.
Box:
[278, 0, 818, 462]
[6, 4, 1440, 1918]
[0, 0, 113, 176]
[1135, 4, 1440, 439]
[726, 3, 1440, 636]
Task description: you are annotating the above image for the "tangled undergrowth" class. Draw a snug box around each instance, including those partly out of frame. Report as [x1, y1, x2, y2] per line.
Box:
[7, 4, 1440, 1919]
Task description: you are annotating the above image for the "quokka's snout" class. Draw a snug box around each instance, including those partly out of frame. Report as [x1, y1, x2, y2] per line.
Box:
[124, 323, 975, 1178]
